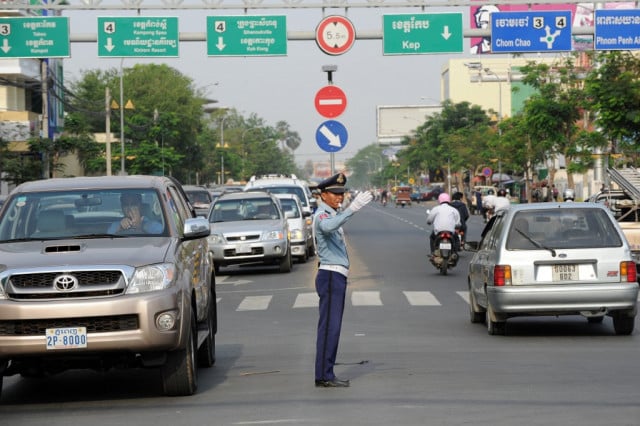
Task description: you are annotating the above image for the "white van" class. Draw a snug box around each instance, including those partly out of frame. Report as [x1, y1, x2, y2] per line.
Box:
[244, 174, 316, 215]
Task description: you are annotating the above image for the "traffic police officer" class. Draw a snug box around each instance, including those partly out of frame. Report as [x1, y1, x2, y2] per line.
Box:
[313, 173, 373, 388]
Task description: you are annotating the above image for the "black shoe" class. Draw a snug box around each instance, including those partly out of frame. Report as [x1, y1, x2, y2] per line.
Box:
[315, 378, 350, 388]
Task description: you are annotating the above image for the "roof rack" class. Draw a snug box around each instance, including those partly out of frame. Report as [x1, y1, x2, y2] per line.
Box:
[249, 174, 298, 182]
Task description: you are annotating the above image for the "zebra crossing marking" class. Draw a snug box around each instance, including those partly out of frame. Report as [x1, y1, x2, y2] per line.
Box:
[457, 291, 470, 304]
[293, 292, 319, 308]
[352, 291, 383, 306]
[224, 291, 471, 311]
[236, 295, 273, 311]
[403, 291, 441, 306]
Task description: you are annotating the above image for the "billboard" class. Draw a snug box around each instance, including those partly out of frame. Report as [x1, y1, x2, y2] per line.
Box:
[377, 105, 442, 145]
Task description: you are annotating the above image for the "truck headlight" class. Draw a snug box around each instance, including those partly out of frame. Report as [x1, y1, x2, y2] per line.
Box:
[290, 229, 303, 240]
[126, 263, 175, 294]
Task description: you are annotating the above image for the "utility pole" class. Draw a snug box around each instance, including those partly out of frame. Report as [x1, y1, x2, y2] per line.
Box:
[105, 87, 112, 176]
[41, 60, 50, 179]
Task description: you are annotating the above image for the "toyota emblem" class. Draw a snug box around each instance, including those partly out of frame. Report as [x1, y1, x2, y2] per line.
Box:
[54, 274, 78, 291]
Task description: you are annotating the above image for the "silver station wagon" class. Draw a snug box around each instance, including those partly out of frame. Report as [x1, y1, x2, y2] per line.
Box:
[467, 203, 638, 335]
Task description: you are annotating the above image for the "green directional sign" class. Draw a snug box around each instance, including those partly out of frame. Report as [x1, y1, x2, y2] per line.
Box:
[207, 15, 287, 56]
[0, 17, 69, 58]
[383, 13, 463, 55]
[98, 17, 179, 57]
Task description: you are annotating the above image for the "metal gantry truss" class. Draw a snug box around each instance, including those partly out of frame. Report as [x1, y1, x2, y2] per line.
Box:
[0, 0, 633, 11]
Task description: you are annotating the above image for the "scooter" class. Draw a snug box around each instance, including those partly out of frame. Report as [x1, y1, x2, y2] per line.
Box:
[430, 230, 459, 275]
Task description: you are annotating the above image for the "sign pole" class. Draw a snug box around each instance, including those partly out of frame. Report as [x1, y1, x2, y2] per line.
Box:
[322, 66, 337, 174]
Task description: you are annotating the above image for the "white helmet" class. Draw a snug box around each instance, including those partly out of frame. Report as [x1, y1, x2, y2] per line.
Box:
[563, 188, 575, 201]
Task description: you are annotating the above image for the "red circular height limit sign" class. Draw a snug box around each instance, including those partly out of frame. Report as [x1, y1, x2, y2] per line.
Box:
[315, 85, 347, 118]
[315, 15, 356, 56]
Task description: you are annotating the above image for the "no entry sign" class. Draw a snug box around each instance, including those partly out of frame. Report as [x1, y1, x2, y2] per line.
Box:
[314, 85, 347, 118]
[315, 15, 356, 55]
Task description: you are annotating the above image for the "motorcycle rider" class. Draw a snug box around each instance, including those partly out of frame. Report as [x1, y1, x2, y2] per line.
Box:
[492, 188, 512, 212]
[426, 193, 461, 255]
[482, 188, 496, 222]
[450, 191, 470, 246]
[563, 188, 575, 202]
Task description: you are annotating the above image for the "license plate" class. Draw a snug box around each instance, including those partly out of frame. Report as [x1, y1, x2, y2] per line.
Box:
[235, 244, 252, 254]
[552, 264, 578, 281]
[46, 327, 87, 350]
[439, 242, 452, 250]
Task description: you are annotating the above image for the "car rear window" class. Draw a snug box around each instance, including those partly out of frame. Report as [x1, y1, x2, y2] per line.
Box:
[506, 208, 623, 250]
[211, 197, 280, 222]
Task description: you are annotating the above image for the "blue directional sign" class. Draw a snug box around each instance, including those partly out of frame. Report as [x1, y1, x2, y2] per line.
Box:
[594, 9, 640, 50]
[316, 120, 348, 153]
[491, 11, 572, 53]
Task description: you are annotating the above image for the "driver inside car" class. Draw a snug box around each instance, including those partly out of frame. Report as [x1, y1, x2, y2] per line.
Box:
[108, 193, 163, 234]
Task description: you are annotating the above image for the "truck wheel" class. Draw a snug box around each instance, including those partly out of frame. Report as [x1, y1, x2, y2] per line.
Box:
[162, 310, 198, 396]
[197, 294, 216, 368]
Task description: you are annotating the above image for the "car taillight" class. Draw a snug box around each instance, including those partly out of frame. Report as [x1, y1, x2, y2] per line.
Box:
[620, 261, 637, 283]
[494, 265, 512, 286]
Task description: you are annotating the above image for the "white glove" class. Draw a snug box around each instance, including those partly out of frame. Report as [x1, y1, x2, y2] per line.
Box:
[348, 191, 373, 212]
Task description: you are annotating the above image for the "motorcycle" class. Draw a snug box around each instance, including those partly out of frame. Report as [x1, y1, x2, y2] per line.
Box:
[455, 225, 465, 251]
[430, 230, 459, 275]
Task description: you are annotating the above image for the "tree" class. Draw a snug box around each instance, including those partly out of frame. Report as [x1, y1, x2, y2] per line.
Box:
[585, 51, 640, 165]
[68, 64, 206, 182]
[398, 100, 492, 188]
[519, 55, 605, 189]
[346, 145, 387, 188]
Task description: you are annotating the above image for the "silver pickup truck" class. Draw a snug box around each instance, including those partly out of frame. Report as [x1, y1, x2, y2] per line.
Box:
[0, 175, 216, 398]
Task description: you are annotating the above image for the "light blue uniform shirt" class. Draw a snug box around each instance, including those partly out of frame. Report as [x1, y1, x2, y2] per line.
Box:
[313, 200, 355, 274]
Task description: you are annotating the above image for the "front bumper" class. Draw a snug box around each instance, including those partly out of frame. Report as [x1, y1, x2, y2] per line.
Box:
[290, 241, 306, 256]
[0, 289, 187, 356]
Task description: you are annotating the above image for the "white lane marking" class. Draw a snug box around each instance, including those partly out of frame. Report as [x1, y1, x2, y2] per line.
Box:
[352, 291, 382, 306]
[293, 292, 319, 308]
[237, 295, 273, 311]
[234, 419, 322, 425]
[457, 291, 470, 304]
[403, 291, 440, 306]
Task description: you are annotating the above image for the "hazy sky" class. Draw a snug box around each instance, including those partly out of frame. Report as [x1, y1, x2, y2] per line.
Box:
[62, 5, 474, 167]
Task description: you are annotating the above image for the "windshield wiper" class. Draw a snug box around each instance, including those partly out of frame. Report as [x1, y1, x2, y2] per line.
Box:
[515, 228, 556, 257]
[71, 233, 126, 239]
[1, 237, 40, 243]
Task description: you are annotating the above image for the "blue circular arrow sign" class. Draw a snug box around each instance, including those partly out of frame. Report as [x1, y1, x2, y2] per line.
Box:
[315, 120, 348, 153]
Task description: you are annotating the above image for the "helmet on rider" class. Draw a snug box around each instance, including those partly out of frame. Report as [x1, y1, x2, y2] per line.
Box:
[563, 188, 575, 201]
[497, 188, 507, 197]
[487, 189, 495, 195]
[438, 193, 451, 204]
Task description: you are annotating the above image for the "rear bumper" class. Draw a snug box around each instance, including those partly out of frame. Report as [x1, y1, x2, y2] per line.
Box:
[487, 283, 639, 315]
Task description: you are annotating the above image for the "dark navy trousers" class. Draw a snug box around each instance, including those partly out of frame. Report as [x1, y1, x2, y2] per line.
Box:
[315, 269, 347, 381]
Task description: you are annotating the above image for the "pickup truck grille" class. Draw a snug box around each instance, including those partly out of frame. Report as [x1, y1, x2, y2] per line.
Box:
[6, 270, 124, 300]
[0, 314, 139, 336]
